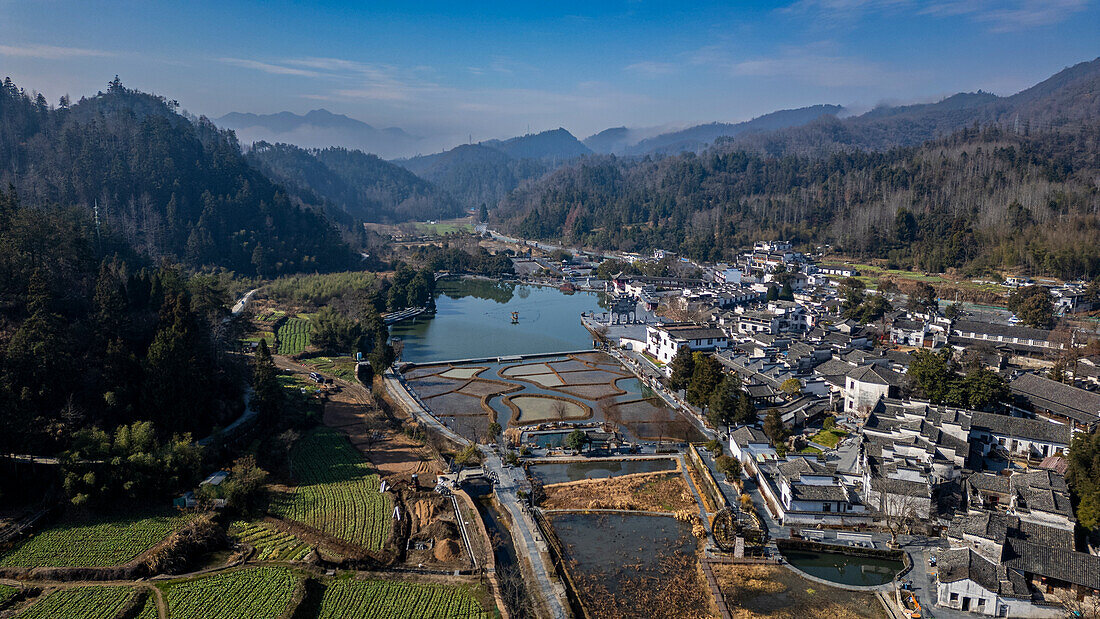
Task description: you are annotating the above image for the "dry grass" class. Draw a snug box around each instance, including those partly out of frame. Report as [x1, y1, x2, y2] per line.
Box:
[542, 472, 697, 512]
[712, 564, 886, 619]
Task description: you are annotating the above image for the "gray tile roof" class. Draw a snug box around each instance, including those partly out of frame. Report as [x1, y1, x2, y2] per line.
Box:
[1010, 372, 1100, 425]
[1004, 539, 1100, 591]
[971, 411, 1073, 445]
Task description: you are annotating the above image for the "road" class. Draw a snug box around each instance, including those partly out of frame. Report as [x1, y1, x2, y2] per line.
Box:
[382, 370, 570, 619]
[480, 449, 571, 619]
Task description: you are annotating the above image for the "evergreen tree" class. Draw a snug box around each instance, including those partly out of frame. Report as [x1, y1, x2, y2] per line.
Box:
[668, 347, 695, 391]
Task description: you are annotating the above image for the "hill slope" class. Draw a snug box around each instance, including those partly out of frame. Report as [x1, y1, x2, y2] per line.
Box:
[0, 78, 355, 277]
[246, 143, 462, 223]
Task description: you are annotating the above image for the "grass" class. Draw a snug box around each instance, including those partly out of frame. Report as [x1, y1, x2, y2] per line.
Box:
[809, 429, 847, 449]
[542, 472, 696, 513]
[0, 507, 192, 568]
[161, 567, 300, 619]
[415, 221, 474, 236]
[276, 317, 311, 356]
[799, 446, 823, 455]
[300, 356, 358, 382]
[16, 586, 136, 619]
[230, 521, 313, 562]
[270, 428, 392, 551]
[318, 578, 489, 619]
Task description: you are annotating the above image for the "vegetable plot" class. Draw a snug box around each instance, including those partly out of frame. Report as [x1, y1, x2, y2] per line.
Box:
[318, 579, 489, 619]
[162, 567, 299, 619]
[270, 428, 392, 551]
[276, 317, 311, 355]
[0, 508, 192, 567]
[230, 521, 313, 561]
[16, 586, 135, 619]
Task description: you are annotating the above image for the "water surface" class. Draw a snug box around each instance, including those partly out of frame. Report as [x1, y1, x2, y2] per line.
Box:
[781, 548, 903, 587]
[392, 279, 605, 363]
[529, 459, 677, 485]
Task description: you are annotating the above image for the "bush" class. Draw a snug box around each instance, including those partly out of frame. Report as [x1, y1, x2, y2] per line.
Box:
[716, 455, 742, 480]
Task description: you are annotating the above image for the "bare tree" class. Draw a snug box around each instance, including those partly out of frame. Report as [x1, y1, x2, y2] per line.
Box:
[552, 400, 569, 422]
[875, 475, 927, 546]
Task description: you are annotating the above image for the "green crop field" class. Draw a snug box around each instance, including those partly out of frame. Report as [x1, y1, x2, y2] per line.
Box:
[0, 508, 192, 568]
[415, 221, 473, 236]
[270, 428, 392, 551]
[276, 317, 311, 355]
[135, 598, 158, 619]
[318, 578, 489, 619]
[161, 567, 299, 619]
[230, 521, 313, 561]
[16, 586, 136, 619]
[0, 584, 20, 605]
[300, 356, 357, 382]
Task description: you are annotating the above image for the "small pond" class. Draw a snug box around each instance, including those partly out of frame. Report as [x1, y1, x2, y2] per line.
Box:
[781, 548, 904, 587]
[529, 458, 677, 485]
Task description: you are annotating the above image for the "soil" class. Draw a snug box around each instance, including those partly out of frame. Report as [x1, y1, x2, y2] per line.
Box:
[542, 472, 697, 512]
[711, 564, 887, 619]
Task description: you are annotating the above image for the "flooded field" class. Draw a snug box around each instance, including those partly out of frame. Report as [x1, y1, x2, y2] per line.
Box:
[529, 458, 677, 485]
[548, 512, 710, 617]
[404, 352, 701, 443]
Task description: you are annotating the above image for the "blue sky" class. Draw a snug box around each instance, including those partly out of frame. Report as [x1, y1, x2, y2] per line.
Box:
[0, 0, 1096, 147]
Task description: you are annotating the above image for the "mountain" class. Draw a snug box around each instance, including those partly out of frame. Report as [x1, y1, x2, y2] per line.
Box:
[480, 128, 592, 160]
[246, 142, 462, 223]
[718, 57, 1100, 157]
[0, 77, 356, 277]
[494, 59, 1100, 280]
[398, 144, 551, 210]
[623, 105, 844, 155]
[217, 109, 425, 159]
[583, 127, 634, 154]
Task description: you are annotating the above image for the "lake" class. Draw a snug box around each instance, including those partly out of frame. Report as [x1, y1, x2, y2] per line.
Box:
[391, 278, 606, 363]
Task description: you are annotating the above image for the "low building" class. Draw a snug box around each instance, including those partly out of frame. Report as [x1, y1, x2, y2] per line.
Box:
[755, 457, 870, 526]
[645, 323, 728, 365]
[970, 411, 1073, 461]
[728, 425, 776, 473]
[843, 365, 904, 414]
[1009, 372, 1100, 432]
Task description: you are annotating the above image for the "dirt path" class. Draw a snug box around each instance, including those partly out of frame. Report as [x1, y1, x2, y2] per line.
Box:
[151, 584, 167, 619]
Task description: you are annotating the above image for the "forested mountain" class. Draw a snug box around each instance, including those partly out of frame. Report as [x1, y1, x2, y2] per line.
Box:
[217, 109, 424, 159]
[715, 58, 1100, 157]
[497, 124, 1100, 279]
[0, 187, 244, 461]
[480, 128, 592, 160]
[245, 142, 462, 224]
[620, 105, 844, 156]
[397, 143, 553, 210]
[0, 77, 356, 278]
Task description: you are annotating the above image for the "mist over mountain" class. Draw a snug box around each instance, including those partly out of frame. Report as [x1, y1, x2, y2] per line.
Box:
[216, 109, 430, 159]
[246, 142, 463, 224]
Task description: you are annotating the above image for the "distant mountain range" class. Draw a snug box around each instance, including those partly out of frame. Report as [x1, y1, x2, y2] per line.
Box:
[216, 109, 427, 159]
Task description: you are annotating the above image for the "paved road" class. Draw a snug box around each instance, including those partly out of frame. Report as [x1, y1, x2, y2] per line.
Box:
[481, 448, 571, 619]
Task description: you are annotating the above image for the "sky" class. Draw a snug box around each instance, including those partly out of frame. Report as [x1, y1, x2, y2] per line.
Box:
[0, 0, 1097, 149]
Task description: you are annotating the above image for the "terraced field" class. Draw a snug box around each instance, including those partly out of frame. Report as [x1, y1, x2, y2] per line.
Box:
[318, 578, 489, 619]
[0, 584, 20, 606]
[16, 586, 136, 619]
[161, 567, 299, 619]
[230, 521, 313, 561]
[270, 428, 392, 551]
[276, 317, 311, 355]
[0, 508, 192, 567]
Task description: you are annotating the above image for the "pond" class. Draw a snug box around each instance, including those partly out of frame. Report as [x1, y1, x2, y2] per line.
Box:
[391, 278, 605, 363]
[529, 458, 677, 485]
[549, 512, 707, 616]
[781, 548, 904, 587]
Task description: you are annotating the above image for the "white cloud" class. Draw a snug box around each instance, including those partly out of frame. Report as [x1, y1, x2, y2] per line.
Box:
[0, 43, 115, 59]
[691, 43, 914, 89]
[218, 58, 321, 77]
[785, 0, 1088, 31]
[625, 61, 678, 77]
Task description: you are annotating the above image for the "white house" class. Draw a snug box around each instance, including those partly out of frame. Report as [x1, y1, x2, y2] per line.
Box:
[728, 426, 775, 473]
[843, 365, 903, 413]
[645, 323, 728, 365]
[755, 457, 870, 526]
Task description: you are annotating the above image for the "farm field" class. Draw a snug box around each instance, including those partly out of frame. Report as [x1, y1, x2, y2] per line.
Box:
[300, 355, 357, 382]
[318, 577, 489, 619]
[16, 586, 136, 619]
[0, 584, 19, 605]
[542, 472, 697, 512]
[270, 428, 393, 551]
[230, 521, 313, 561]
[0, 508, 192, 567]
[276, 317, 311, 355]
[161, 566, 299, 619]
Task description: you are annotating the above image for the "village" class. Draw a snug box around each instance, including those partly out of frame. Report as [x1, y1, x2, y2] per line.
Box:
[484, 237, 1100, 618]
